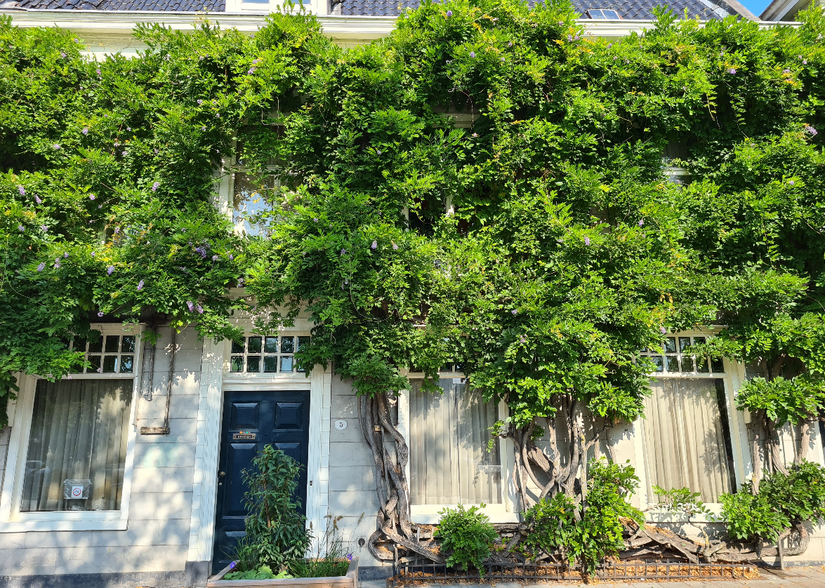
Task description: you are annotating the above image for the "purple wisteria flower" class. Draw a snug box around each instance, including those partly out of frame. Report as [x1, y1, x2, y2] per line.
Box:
[187, 300, 195, 312]
[197, 99, 203, 105]
[82, 127, 89, 135]
[639, 219, 644, 227]
[392, 242, 398, 250]
[40, 225, 48, 232]
[660, 326, 666, 334]
[248, 68, 256, 75]
[229, 562, 237, 570]
[195, 246, 207, 258]
[313, 218, 319, 222]
[37, 262, 45, 272]
[727, 68, 736, 74]
[127, 127, 131, 131]
[784, 68, 791, 74]
[196, 304, 204, 314]
[469, 51, 476, 58]
[376, 149, 382, 155]
[97, 311, 104, 317]
[508, 41, 513, 47]
[18, 225, 24, 232]
[91, 251, 95, 256]
[805, 125, 818, 136]
[584, 236, 591, 246]
[107, 265, 114, 275]
[122, 150, 127, 156]
[60, 52, 66, 58]
[53, 259, 61, 269]
[73, 38, 79, 43]
[347, 554, 354, 562]
[789, 180, 795, 185]
[152, 181, 160, 192]
[567, 35, 573, 41]
[53, 144, 61, 150]
[89, 194, 95, 200]
[34, 195, 42, 204]
[114, 227, 120, 234]
[371, 240, 377, 250]
[803, 59, 808, 65]
[18, 185, 25, 196]
[137, 280, 144, 291]
[212, 255, 219, 261]
[229, 254, 234, 260]
[237, 278, 244, 286]
[64, 252, 69, 258]
[340, 248, 346, 255]
[511, 309, 518, 315]
[446, 9, 452, 16]
[96, 68, 101, 76]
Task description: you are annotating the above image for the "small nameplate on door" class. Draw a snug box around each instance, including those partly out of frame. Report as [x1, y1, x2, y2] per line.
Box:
[233, 431, 257, 440]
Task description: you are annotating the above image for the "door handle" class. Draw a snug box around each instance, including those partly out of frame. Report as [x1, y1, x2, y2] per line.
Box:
[219, 471, 226, 478]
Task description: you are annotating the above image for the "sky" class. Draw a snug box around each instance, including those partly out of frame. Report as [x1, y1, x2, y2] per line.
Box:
[738, 0, 771, 17]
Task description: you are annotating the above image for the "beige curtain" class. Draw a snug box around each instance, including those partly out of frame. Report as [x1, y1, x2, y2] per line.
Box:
[409, 379, 502, 505]
[21, 379, 132, 512]
[642, 378, 734, 503]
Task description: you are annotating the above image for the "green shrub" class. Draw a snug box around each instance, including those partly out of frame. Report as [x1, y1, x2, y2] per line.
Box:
[722, 461, 825, 542]
[435, 504, 498, 575]
[522, 460, 644, 577]
[224, 564, 293, 581]
[238, 445, 311, 571]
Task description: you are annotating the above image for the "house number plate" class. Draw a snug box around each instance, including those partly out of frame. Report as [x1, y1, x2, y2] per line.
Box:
[233, 431, 257, 440]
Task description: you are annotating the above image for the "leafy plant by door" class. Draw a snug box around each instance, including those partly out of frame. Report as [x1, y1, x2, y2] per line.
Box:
[234, 445, 311, 572]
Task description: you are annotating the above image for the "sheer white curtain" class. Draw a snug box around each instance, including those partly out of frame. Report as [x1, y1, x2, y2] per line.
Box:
[409, 379, 501, 505]
[21, 379, 132, 512]
[642, 378, 734, 503]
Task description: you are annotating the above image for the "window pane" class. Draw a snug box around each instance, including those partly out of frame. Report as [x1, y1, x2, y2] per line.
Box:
[665, 356, 679, 372]
[265, 337, 279, 353]
[231, 339, 245, 354]
[230, 356, 244, 372]
[281, 356, 294, 372]
[103, 356, 118, 373]
[264, 356, 279, 373]
[642, 378, 735, 503]
[664, 337, 677, 353]
[20, 379, 132, 512]
[281, 337, 295, 353]
[88, 337, 103, 353]
[711, 358, 725, 373]
[297, 336, 310, 351]
[121, 336, 135, 353]
[409, 379, 502, 506]
[247, 356, 261, 373]
[105, 336, 120, 353]
[696, 356, 709, 373]
[651, 356, 664, 372]
[678, 337, 691, 353]
[248, 337, 262, 354]
[120, 355, 134, 373]
[88, 355, 101, 373]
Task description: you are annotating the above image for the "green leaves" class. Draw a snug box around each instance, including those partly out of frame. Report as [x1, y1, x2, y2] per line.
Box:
[435, 504, 498, 575]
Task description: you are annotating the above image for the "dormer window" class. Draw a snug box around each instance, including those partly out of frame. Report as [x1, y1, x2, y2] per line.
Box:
[586, 9, 621, 18]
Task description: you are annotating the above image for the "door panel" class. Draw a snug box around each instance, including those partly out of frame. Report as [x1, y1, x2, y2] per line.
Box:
[212, 390, 310, 573]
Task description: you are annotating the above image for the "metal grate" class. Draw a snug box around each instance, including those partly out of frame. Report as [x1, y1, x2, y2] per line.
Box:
[391, 559, 757, 585]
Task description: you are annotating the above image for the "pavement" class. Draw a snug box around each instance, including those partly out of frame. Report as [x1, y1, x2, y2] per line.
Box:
[360, 565, 825, 588]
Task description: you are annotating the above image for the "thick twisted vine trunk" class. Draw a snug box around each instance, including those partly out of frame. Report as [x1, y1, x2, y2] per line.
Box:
[359, 392, 443, 564]
[501, 396, 608, 513]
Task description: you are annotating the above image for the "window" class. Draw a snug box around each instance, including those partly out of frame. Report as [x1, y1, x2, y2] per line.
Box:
[20, 379, 131, 513]
[229, 335, 310, 374]
[641, 378, 736, 503]
[408, 379, 502, 507]
[638, 333, 739, 506]
[641, 335, 724, 374]
[586, 9, 621, 18]
[233, 172, 277, 237]
[0, 326, 139, 531]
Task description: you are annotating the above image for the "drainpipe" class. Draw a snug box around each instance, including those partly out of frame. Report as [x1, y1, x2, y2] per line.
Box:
[140, 328, 175, 435]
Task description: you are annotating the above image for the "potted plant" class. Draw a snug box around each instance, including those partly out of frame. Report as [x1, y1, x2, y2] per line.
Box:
[207, 446, 358, 588]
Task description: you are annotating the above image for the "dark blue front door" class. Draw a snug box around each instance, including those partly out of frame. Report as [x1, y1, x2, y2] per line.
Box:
[212, 390, 310, 573]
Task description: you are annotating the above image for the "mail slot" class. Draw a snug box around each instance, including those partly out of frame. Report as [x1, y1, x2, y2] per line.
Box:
[233, 431, 257, 440]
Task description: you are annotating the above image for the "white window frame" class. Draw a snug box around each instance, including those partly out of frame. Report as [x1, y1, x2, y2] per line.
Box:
[397, 370, 519, 524]
[632, 330, 752, 522]
[0, 323, 143, 532]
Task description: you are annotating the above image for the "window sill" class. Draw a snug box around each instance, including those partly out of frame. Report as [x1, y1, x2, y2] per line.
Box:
[411, 505, 518, 525]
[645, 506, 724, 524]
[0, 514, 128, 533]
